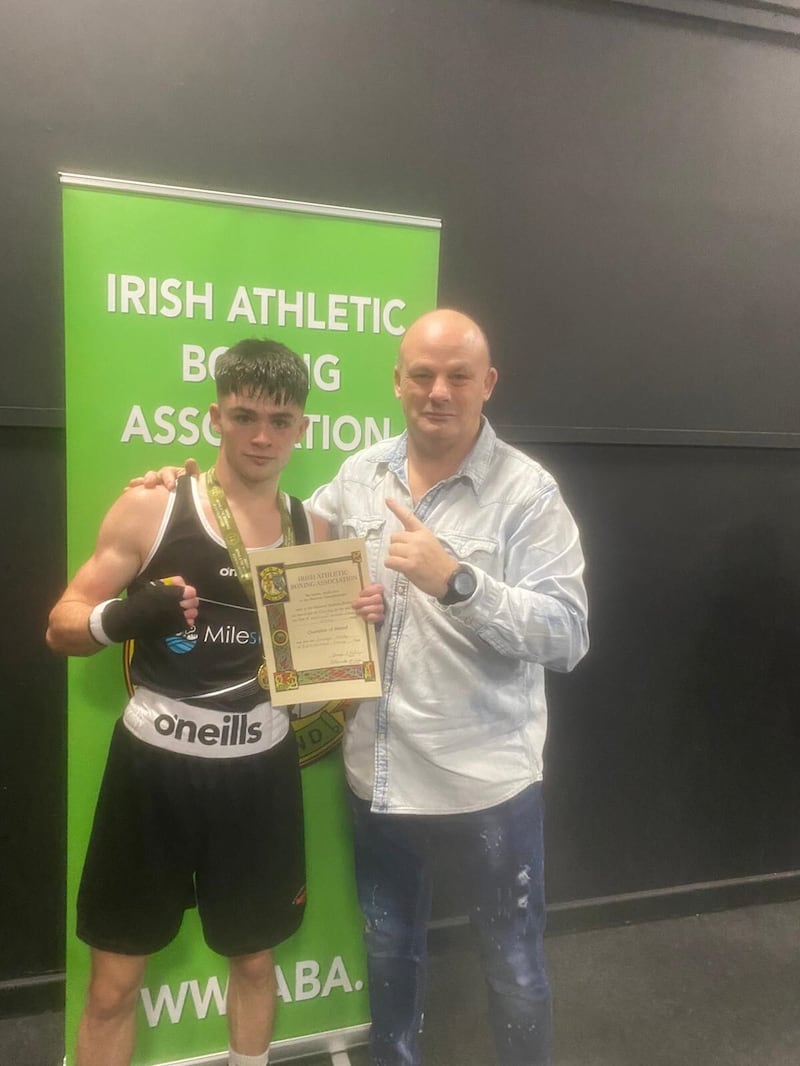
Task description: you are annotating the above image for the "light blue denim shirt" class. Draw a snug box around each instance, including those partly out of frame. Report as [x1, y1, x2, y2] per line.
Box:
[307, 419, 589, 814]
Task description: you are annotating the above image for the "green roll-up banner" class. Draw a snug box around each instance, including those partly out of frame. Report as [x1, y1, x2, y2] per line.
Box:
[61, 175, 440, 1066]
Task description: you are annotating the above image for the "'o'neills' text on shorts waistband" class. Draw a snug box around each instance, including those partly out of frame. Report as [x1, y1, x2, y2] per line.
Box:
[122, 687, 289, 758]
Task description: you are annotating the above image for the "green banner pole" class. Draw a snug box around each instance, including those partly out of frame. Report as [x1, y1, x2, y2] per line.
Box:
[61, 174, 440, 1065]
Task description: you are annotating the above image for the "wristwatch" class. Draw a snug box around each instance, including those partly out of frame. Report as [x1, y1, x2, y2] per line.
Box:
[439, 564, 477, 605]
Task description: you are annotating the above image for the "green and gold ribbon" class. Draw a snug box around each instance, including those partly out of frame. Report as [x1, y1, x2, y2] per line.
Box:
[204, 466, 296, 689]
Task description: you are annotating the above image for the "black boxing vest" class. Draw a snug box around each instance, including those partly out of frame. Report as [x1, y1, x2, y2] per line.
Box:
[127, 474, 310, 712]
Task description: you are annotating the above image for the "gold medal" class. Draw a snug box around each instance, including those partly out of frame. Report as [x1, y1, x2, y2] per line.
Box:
[257, 661, 271, 691]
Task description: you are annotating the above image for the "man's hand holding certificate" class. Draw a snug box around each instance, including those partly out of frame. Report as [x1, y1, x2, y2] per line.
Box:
[250, 537, 383, 706]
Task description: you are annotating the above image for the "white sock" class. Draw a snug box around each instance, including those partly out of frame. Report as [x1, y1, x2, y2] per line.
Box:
[228, 1049, 269, 1066]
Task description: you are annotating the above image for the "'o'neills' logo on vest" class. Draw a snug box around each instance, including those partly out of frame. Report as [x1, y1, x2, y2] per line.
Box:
[153, 712, 263, 747]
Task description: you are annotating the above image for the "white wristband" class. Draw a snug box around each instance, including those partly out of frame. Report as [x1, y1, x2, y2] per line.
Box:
[88, 599, 121, 646]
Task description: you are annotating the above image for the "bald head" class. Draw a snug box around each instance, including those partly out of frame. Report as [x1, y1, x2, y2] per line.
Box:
[398, 309, 491, 371]
[394, 308, 497, 464]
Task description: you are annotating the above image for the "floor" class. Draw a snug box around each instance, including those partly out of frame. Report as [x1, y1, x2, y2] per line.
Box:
[2, 898, 799, 1066]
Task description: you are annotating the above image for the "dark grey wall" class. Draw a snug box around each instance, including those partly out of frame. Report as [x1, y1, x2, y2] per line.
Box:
[541, 443, 800, 897]
[2, 0, 800, 1001]
[0, 428, 66, 997]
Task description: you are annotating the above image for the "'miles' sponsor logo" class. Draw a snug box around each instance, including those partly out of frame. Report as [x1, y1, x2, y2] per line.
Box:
[203, 624, 261, 646]
[162, 623, 261, 656]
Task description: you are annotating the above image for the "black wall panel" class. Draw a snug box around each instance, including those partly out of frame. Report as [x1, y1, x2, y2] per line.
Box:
[2, 0, 800, 995]
[3, 0, 800, 437]
[539, 444, 800, 899]
[0, 429, 66, 982]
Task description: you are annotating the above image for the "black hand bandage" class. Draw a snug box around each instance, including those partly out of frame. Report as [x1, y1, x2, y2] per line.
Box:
[100, 582, 187, 643]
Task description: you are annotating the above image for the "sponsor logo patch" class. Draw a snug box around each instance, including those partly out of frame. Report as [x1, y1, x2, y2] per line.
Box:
[164, 627, 199, 655]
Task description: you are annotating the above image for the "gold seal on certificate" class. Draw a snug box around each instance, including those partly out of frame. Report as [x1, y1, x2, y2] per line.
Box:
[249, 537, 383, 707]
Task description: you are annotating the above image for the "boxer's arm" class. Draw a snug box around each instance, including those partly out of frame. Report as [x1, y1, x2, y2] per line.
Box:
[46, 487, 197, 656]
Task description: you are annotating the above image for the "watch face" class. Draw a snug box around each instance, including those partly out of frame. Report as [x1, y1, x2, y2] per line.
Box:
[453, 567, 476, 597]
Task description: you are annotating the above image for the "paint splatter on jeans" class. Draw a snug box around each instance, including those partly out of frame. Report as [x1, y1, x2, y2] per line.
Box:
[349, 783, 551, 1066]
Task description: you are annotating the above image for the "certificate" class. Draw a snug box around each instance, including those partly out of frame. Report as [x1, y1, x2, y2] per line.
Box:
[249, 537, 382, 706]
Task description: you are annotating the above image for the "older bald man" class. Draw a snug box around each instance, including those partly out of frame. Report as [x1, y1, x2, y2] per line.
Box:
[309, 309, 589, 1066]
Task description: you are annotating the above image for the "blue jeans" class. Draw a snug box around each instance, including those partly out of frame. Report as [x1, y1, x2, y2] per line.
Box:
[349, 783, 551, 1066]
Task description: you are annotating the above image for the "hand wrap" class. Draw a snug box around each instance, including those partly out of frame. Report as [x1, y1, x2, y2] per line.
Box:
[89, 582, 187, 645]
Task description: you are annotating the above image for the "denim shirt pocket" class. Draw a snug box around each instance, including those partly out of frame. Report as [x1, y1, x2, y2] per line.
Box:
[437, 531, 499, 571]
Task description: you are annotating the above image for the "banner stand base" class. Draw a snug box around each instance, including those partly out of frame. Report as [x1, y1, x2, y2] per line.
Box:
[60, 1023, 371, 1066]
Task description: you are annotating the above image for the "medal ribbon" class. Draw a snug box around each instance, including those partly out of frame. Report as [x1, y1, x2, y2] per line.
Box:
[204, 466, 296, 692]
[205, 466, 295, 602]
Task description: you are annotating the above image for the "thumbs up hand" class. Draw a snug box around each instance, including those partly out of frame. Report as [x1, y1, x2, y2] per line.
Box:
[384, 498, 457, 599]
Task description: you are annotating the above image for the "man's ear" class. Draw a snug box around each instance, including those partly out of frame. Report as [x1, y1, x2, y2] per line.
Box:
[295, 415, 309, 444]
[208, 402, 221, 431]
[483, 366, 498, 401]
[393, 365, 402, 399]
